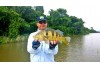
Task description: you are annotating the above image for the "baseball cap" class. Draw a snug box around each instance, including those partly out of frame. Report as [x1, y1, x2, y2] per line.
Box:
[37, 16, 47, 21]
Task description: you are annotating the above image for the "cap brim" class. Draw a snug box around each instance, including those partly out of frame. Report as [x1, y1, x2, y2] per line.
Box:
[38, 19, 46, 21]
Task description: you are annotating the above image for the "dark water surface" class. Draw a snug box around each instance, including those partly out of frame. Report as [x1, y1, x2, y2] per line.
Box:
[0, 33, 100, 62]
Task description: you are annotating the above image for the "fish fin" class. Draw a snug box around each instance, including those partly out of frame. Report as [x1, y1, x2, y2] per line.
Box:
[59, 37, 69, 46]
[65, 37, 71, 42]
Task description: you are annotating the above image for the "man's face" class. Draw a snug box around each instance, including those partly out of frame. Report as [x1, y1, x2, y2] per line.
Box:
[37, 20, 47, 30]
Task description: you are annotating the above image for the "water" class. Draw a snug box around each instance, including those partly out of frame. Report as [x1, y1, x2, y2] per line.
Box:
[0, 33, 100, 62]
[0, 42, 30, 62]
[65, 33, 100, 62]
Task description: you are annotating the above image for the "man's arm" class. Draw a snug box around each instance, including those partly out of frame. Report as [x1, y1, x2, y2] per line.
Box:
[44, 41, 58, 55]
[27, 33, 41, 54]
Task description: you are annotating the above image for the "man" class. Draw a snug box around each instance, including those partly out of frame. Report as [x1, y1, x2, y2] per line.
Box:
[27, 16, 58, 62]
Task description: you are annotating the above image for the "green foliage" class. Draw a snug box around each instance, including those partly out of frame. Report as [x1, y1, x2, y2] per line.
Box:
[0, 6, 96, 44]
[0, 6, 44, 39]
[0, 7, 10, 36]
[90, 27, 97, 33]
[34, 6, 44, 13]
[48, 8, 90, 35]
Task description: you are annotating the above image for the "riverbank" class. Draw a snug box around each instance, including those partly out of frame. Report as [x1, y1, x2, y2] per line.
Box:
[0, 31, 99, 44]
[0, 34, 29, 44]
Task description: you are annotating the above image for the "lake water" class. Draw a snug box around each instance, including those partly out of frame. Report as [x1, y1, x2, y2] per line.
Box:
[0, 33, 100, 62]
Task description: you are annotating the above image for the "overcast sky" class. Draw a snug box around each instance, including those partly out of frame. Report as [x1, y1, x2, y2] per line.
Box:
[0, 0, 100, 31]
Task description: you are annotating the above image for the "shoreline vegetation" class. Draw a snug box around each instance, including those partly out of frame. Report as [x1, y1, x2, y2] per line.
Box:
[1, 32, 100, 44]
[0, 34, 28, 44]
[0, 6, 99, 44]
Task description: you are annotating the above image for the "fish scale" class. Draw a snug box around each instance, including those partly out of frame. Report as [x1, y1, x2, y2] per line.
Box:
[33, 29, 69, 46]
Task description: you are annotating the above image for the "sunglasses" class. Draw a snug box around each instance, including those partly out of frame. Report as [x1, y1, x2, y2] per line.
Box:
[38, 20, 47, 24]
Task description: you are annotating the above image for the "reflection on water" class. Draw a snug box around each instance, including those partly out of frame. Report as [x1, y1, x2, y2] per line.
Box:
[66, 33, 100, 62]
[0, 33, 100, 62]
[55, 43, 69, 62]
[0, 42, 30, 62]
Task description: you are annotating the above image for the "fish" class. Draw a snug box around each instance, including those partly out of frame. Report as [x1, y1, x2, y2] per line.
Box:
[33, 28, 69, 46]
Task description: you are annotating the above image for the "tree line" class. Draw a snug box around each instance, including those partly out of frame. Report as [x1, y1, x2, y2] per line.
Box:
[0, 6, 97, 39]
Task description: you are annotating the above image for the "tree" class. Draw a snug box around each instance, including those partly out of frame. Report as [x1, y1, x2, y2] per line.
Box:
[90, 27, 97, 33]
[57, 8, 68, 17]
[34, 6, 44, 13]
[0, 7, 10, 36]
[6, 6, 44, 35]
[0, 6, 96, 40]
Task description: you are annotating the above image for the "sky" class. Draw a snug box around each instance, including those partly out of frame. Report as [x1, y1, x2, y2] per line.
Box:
[0, 0, 100, 31]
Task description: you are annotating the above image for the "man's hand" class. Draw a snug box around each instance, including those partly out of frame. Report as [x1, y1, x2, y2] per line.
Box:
[50, 40, 58, 45]
[32, 40, 40, 50]
[49, 40, 58, 50]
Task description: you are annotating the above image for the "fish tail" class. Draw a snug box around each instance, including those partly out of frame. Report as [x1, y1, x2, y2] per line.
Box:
[59, 37, 69, 46]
